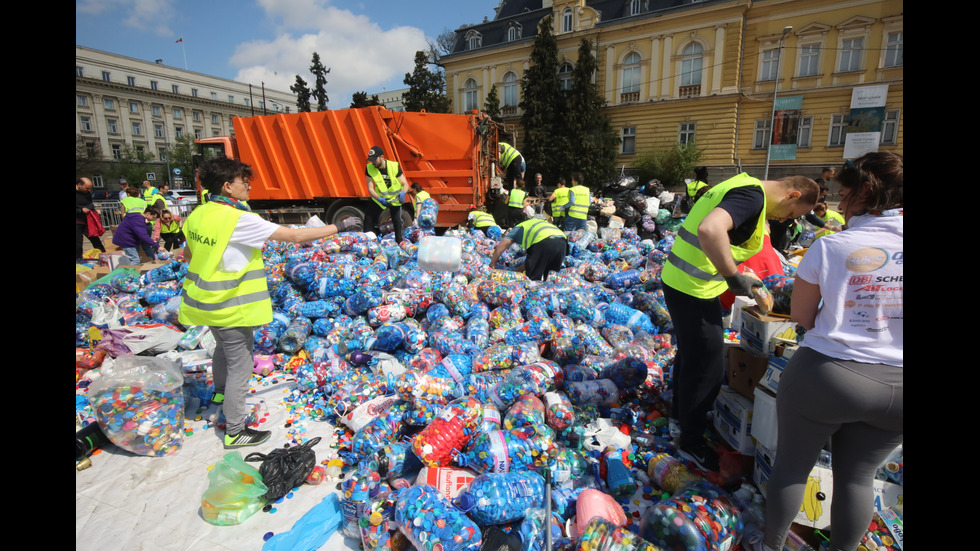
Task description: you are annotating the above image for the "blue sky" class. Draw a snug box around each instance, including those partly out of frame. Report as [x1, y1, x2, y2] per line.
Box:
[76, 0, 496, 107]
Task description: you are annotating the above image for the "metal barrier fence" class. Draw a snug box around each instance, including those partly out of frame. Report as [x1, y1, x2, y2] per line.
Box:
[94, 201, 196, 228]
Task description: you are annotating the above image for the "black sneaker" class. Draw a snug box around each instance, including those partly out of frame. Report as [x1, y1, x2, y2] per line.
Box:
[224, 427, 271, 449]
[679, 441, 720, 473]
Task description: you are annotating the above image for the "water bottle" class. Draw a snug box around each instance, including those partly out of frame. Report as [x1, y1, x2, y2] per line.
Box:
[456, 424, 559, 475]
[423, 353, 474, 384]
[599, 356, 649, 390]
[543, 390, 575, 430]
[452, 470, 545, 526]
[600, 302, 657, 334]
[605, 269, 644, 289]
[363, 441, 423, 481]
[340, 465, 385, 538]
[502, 393, 546, 429]
[279, 316, 313, 354]
[638, 481, 742, 551]
[393, 371, 461, 405]
[417, 198, 440, 230]
[576, 324, 616, 357]
[578, 517, 662, 551]
[341, 401, 410, 466]
[565, 379, 620, 407]
[411, 396, 483, 468]
[393, 484, 482, 551]
[601, 447, 637, 499]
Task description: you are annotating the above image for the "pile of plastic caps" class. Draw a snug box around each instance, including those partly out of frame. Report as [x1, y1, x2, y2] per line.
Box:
[76, 221, 778, 551]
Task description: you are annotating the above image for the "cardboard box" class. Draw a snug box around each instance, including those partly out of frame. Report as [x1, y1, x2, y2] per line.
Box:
[740, 306, 796, 357]
[727, 346, 769, 400]
[75, 265, 112, 293]
[713, 385, 755, 455]
[761, 339, 799, 394]
[751, 386, 778, 450]
[139, 259, 171, 273]
[727, 296, 754, 332]
[415, 466, 477, 500]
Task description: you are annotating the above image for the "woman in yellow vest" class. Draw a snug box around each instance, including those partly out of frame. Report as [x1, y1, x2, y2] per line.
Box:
[507, 179, 529, 228]
[812, 202, 846, 239]
[180, 157, 360, 449]
[365, 145, 409, 243]
[660, 174, 819, 472]
[158, 209, 184, 251]
[489, 219, 567, 281]
[410, 182, 433, 223]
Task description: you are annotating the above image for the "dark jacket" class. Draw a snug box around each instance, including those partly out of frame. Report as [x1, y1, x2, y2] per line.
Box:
[76, 189, 95, 225]
[112, 212, 158, 249]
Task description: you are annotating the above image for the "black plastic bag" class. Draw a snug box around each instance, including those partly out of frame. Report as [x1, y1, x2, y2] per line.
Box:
[245, 436, 321, 501]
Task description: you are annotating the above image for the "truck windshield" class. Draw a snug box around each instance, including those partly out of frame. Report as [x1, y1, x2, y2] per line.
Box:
[198, 143, 228, 161]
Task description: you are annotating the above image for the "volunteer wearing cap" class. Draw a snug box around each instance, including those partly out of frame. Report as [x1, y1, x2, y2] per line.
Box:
[498, 142, 525, 189]
[661, 173, 819, 472]
[467, 208, 499, 237]
[180, 156, 359, 450]
[563, 172, 591, 232]
[489, 219, 566, 281]
[365, 145, 409, 243]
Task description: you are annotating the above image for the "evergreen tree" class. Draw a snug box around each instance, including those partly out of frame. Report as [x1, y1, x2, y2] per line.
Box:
[520, 15, 571, 183]
[483, 84, 502, 123]
[403, 50, 451, 113]
[563, 38, 619, 187]
[350, 91, 382, 108]
[310, 52, 330, 111]
[290, 75, 312, 113]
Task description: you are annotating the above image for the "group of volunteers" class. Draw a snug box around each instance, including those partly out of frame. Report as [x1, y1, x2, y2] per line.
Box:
[85, 133, 900, 551]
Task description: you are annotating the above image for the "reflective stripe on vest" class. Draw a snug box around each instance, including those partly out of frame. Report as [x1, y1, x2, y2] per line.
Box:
[499, 143, 520, 168]
[567, 185, 590, 219]
[178, 202, 272, 327]
[161, 220, 180, 234]
[142, 188, 158, 202]
[367, 160, 403, 208]
[509, 189, 526, 208]
[552, 187, 569, 216]
[518, 219, 565, 250]
[416, 191, 431, 203]
[472, 211, 496, 228]
[661, 174, 767, 299]
[121, 196, 146, 214]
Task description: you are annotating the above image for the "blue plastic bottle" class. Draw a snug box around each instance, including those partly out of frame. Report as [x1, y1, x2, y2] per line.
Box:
[602, 448, 637, 499]
[452, 470, 546, 526]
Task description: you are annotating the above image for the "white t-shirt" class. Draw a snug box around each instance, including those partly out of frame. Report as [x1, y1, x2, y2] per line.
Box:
[219, 212, 280, 273]
[796, 210, 903, 366]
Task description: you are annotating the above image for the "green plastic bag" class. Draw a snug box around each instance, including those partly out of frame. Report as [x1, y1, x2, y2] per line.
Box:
[201, 452, 269, 526]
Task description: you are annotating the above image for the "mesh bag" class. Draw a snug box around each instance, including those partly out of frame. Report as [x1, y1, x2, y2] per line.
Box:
[245, 436, 321, 501]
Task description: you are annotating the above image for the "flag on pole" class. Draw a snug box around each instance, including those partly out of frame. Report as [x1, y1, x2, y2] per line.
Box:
[176, 37, 183, 43]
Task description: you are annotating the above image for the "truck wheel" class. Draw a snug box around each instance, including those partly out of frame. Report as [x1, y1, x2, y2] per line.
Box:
[331, 204, 366, 228]
[378, 208, 413, 232]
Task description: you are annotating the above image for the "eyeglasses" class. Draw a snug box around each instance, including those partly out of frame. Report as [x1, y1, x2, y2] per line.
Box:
[229, 179, 250, 188]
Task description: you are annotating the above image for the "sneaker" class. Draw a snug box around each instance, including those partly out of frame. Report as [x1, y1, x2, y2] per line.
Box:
[679, 441, 720, 473]
[224, 427, 271, 449]
[668, 418, 682, 440]
[211, 392, 224, 406]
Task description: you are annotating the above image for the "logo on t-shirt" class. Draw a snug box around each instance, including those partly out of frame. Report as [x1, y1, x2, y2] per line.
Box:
[845, 247, 889, 273]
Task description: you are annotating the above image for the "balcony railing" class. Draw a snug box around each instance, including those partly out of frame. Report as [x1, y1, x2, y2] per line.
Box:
[679, 85, 701, 98]
[501, 105, 518, 116]
[620, 91, 640, 103]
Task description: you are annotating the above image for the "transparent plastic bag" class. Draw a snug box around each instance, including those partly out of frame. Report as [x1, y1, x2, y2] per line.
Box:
[201, 451, 269, 526]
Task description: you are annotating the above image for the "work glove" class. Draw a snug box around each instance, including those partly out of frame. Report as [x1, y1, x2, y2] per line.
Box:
[398, 191, 407, 203]
[337, 217, 363, 232]
[377, 197, 389, 207]
[725, 272, 764, 297]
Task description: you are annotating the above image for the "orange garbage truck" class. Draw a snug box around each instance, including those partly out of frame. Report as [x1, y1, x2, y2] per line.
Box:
[194, 106, 502, 229]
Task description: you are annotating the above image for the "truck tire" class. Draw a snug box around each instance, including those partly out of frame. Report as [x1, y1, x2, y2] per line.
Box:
[378, 208, 413, 232]
[330, 204, 366, 228]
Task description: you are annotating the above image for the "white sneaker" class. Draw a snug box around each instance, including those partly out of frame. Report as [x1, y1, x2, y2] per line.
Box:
[668, 418, 681, 440]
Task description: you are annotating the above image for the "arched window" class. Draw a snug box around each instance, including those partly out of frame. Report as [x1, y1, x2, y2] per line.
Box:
[562, 9, 573, 32]
[463, 78, 479, 112]
[680, 43, 703, 87]
[507, 23, 522, 42]
[628, 0, 642, 16]
[503, 72, 518, 107]
[466, 30, 482, 50]
[621, 52, 641, 102]
[558, 63, 574, 92]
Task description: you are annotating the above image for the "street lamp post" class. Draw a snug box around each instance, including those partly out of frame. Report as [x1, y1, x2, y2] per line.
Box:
[764, 26, 793, 180]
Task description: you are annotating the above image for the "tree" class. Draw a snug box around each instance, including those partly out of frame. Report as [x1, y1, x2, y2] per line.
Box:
[403, 50, 451, 113]
[483, 84, 501, 123]
[562, 38, 619, 187]
[520, 15, 571, 184]
[76, 135, 103, 177]
[291, 75, 312, 113]
[310, 52, 331, 111]
[634, 140, 705, 190]
[112, 144, 156, 186]
[164, 134, 197, 188]
[428, 27, 458, 66]
[350, 91, 382, 108]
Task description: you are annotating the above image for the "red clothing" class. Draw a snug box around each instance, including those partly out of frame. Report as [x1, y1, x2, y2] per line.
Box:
[720, 233, 784, 310]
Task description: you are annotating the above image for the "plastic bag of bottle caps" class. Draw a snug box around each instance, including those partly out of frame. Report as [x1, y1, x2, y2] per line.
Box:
[543, 390, 575, 430]
[599, 356, 649, 390]
[565, 379, 620, 407]
[341, 466, 387, 538]
[638, 480, 743, 551]
[460, 371, 510, 403]
[576, 325, 615, 358]
[646, 453, 704, 494]
[456, 424, 559, 474]
[502, 393, 546, 429]
[577, 516, 662, 551]
[140, 260, 188, 284]
[412, 396, 484, 468]
[87, 355, 185, 456]
[342, 401, 410, 466]
[453, 470, 545, 526]
[478, 280, 526, 308]
[394, 371, 461, 405]
[762, 274, 794, 315]
[394, 484, 482, 551]
[600, 303, 657, 334]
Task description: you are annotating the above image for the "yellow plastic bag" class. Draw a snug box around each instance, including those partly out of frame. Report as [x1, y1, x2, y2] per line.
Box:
[201, 452, 269, 525]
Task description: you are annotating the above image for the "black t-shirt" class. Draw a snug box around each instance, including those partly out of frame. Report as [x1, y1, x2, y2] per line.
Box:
[365, 162, 404, 184]
[715, 186, 765, 246]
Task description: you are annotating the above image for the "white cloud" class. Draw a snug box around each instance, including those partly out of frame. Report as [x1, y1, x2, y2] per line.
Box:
[77, 0, 174, 36]
[229, 0, 428, 107]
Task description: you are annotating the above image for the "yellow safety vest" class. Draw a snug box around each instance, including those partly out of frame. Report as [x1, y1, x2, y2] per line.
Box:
[499, 143, 520, 168]
[567, 185, 590, 220]
[142, 187, 158, 202]
[661, 173, 767, 299]
[416, 190, 432, 203]
[178, 202, 272, 327]
[121, 196, 147, 214]
[472, 211, 496, 228]
[517, 219, 565, 250]
[367, 160, 403, 208]
[552, 187, 569, 217]
[509, 189, 526, 208]
[161, 220, 181, 234]
[686, 180, 708, 199]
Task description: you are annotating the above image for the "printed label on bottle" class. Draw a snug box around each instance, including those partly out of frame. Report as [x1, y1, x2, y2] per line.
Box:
[440, 357, 464, 383]
[651, 455, 678, 485]
[487, 430, 510, 473]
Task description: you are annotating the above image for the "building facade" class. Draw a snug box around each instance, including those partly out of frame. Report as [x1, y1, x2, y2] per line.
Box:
[441, 0, 903, 185]
[75, 45, 297, 191]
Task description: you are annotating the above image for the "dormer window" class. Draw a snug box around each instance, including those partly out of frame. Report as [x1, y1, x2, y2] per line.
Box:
[627, 0, 643, 16]
[466, 30, 483, 50]
[507, 23, 522, 42]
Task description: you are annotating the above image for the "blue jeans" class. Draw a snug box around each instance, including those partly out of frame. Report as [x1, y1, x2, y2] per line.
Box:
[122, 247, 141, 265]
[563, 217, 587, 232]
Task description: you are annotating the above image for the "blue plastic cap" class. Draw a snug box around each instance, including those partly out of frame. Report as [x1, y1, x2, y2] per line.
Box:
[452, 493, 477, 513]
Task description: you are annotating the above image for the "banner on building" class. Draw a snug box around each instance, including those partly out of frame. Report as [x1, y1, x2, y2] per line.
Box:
[844, 85, 889, 159]
[770, 96, 803, 161]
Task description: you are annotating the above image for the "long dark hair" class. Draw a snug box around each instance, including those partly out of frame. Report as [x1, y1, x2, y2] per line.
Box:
[836, 152, 903, 212]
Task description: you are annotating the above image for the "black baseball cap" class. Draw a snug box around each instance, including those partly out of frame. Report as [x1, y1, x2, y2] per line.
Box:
[367, 146, 385, 162]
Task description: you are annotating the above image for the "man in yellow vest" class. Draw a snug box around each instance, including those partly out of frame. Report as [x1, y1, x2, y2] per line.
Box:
[498, 142, 525, 189]
[489, 219, 567, 281]
[180, 157, 360, 449]
[547, 177, 569, 228]
[507, 179, 529, 228]
[467, 208, 499, 237]
[661, 173, 819, 471]
[683, 166, 710, 213]
[563, 172, 591, 232]
[365, 145, 409, 243]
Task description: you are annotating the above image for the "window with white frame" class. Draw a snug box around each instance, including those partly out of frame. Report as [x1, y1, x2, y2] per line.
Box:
[622, 52, 641, 94]
[507, 23, 521, 42]
[127, 76, 136, 86]
[753, 120, 771, 149]
[559, 63, 574, 93]
[111, 144, 122, 159]
[628, 0, 642, 16]
[152, 105, 162, 117]
[158, 148, 168, 160]
[503, 72, 518, 107]
[86, 143, 97, 157]
[828, 113, 848, 147]
[621, 127, 636, 154]
[212, 128, 220, 137]
[466, 30, 482, 50]
[798, 44, 821, 77]
[193, 111, 201, 122]
[463, 78, 479, 112]
[680, 43, 703, 87]
[562, 9, 573, 32]
[194, 128, 203, 140]
[838, 37, 863, 72]
[92, 174, 104, 188]
[135, 145, 145, 155]
[102, 71, 111, 82]
[678, 122, 696, 146]
[129, 102, 140, 114]
[228, 95, 235, 103]
[104, 98, 115, 110]
[80, 116, 92, 132]
[77, 95, 88, 107]
[797, 115, 813, 148]
[760, 48, 780, 81]
[880, 109, 900, 145]
[132, 121, 142, 136]
[192, 88, 199, 97]
[175, 126, 184, 139]
[107, 118, 118, 134]
[155, 124, 164, 138]
[245, 99, 250, 107]
[883, 31, 903, 67]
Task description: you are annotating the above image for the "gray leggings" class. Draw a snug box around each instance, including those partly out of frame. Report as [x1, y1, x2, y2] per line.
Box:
[764, 347, 903, 551]
[210, 326, 255, 435]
